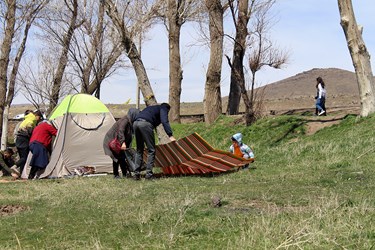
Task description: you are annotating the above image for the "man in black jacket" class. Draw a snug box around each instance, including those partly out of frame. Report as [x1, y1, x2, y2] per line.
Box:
[133, 103, 175, 180]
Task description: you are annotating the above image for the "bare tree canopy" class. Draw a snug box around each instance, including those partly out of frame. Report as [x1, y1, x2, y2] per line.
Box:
[224, 0, 288, 125]
[0, 0, 48, 149]
[69, 0, 127, 98]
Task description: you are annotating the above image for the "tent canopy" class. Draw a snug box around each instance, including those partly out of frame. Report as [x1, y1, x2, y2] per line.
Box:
[49, 94, 110, 120]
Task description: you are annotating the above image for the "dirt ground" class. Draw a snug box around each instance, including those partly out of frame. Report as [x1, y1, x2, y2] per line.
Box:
[0, 204, 28, 216]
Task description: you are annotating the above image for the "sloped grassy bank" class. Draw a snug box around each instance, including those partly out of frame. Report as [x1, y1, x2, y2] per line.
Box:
[0, 114, 374, 249]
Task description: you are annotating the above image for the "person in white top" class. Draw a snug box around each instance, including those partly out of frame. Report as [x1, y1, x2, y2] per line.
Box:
[315, 77, 327, 116]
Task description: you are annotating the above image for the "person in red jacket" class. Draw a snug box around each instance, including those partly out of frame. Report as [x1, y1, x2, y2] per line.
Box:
[28, 121, 58, 179]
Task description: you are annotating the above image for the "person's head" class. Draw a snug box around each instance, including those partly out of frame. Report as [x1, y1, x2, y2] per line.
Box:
[33, 110, 43, 122]
[161, 103, 171, 111]
[127, 108, 140, 123]
[231, 133, 243, 145]
[231, 137, 239, 146]
[316, 77, 325, 88]
[3, 148, 14, 159]
[24, 109, 33, 116]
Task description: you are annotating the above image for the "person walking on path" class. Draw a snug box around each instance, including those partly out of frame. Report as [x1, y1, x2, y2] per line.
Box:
[315, 77, 327, 116]
[132, 103, 176, 180]
[103, 108, 140, 179]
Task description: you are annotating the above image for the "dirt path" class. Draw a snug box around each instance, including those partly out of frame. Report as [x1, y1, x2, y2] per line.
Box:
[304, 114, 351, 135]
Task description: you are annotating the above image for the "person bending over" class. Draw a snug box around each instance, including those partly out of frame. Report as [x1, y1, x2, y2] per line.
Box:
[133, 103, 175, 180]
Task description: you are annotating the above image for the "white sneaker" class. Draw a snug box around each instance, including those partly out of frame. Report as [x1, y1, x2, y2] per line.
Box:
[318, 110, 326, 116]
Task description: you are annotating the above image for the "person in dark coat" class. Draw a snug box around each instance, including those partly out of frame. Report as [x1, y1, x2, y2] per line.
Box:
[28, 121, 58, 179]
[132, 103, 176, 180]
[103, 108, 139, 178]
[0, 148, 17, 177]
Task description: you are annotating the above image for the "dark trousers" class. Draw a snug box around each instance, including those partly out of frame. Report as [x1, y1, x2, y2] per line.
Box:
[316, 97, 326, 112]
[16, 146, 29, 174]
[113, 156, 128, 177]
[28, 166, 41, 180]
[133, 120, 155, 175]
[29, 141, 49, 179]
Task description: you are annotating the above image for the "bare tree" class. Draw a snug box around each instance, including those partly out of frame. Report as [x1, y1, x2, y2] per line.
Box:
[18, 52, 75, 109]
[104, 0, 179, 144]
[0, 0, 16, 141]
[225, 0, 255, 115]
[35, 0, 83, 114]
[338, 0, 375, 117]
[225, 0, 286, 125]
[102, 0, 157, 106]
[0, 0, 47, 148]
[166, 0, 183, 123]
[154, 0, 202, 123]
[69, 0, 126, 98]
[1, 1, 47, 149]
[246, 0, 288, 124]
[203, 0, 224, 124]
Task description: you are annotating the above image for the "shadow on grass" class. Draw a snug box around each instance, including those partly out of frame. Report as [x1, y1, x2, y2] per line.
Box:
[271, 114, 355, 146]
[155, 167, 256, 179]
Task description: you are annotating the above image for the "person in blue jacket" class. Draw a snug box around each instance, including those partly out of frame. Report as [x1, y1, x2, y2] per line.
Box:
[132, 103, 175, 180]
[229, 132, 255, 169]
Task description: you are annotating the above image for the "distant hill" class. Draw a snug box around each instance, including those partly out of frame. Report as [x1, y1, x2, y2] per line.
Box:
[247, 68, 361, 113]
[10, 68, 363, 119]
[262, 68, 359, 99]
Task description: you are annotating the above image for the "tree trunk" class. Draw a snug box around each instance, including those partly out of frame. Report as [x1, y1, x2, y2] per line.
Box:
[48, 0, 79, 114]
[103, 0, 171, 144]
[243, 78, 255, 125]
[81, 1, 104, 94]
[103, 1, 157, 106]
[0, 0, 16, 138]
[204, 0, 223, 124]
[338, 0, 375, 117]
[1, 7, 37, 149]
[226, 0, 250, 115]
[1, 105, 10, 150]
[167, 0, 183, 123]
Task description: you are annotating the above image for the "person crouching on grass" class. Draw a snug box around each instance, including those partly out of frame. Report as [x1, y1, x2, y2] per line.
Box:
[0, 148, 19, 178]
[229, 133, 254, 169]
[28, 121, 57, 179]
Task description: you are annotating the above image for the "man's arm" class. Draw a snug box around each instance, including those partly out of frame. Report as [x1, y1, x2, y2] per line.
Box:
[160, 107, 173, 137]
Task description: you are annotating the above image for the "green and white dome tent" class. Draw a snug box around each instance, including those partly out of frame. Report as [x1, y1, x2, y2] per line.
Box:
[39, 93, 115, 178]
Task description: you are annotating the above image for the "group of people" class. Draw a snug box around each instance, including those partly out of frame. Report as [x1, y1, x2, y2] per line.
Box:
[0, 110, 57, 179]
[1, 103, 256, 180]
[103, 103, 175, 180]
[103, 102, 256, 180]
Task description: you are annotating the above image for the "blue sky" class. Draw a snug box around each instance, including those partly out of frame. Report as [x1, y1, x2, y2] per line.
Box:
[13, 0, 375, 105]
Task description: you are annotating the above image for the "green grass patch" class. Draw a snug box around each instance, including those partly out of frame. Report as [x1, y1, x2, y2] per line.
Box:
[1, 114, 374, 249]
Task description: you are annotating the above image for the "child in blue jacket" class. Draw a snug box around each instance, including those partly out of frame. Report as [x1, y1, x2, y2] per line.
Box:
[229, 133, 254, 169]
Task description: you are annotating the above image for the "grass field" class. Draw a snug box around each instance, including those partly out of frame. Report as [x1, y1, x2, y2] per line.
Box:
[1, 114, 374, 249]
